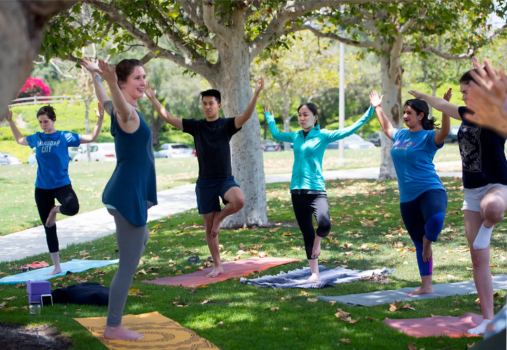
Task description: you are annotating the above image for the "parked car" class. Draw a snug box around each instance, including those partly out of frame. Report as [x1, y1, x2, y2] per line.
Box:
[367, 132, 381, 147]
[444, 126, 460, 143]
[326, 134, 375, 149]
[261, 139, 282, 152]
[0, 152, 22, 165]
[72, 143, 116, 162]
[155, 143, 195, 158]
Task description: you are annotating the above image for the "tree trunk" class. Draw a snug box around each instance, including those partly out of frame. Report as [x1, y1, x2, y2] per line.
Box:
[0, 1, 77, 119]
[283, 115, 292, 152]
[263, 117, 267, 140]
[84, 96, 92, 161]
[216, 41, 267, 228]
[150, 116, 164, 147]
[378, 47, 404, 181]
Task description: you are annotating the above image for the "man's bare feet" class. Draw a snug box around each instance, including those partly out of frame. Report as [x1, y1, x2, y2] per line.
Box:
[45, 206, 60, 228]
[104, 325, 144, 341]
[311, 237, 322, 259]
[47, 267, 62, 276]
[211, 215, 221, 238]
[407, 286, 434, 295]
[206, 265, 224, 278]
[303, 273, 321, 283]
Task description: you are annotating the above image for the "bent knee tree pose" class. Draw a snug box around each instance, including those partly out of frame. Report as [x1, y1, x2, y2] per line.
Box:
[264, 103, 374, 283]
[82, 57, 157, 341]
[370, 91, 451, 295]
[6, 105, 103, 275]
[409, 64, 507, 335]
[145, 78, 264, 278]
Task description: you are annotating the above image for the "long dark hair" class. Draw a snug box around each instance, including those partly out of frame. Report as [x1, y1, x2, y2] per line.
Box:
[404, 99, 438, 130]
[37, 105, 56, 121]
[297, 102, 319, 126]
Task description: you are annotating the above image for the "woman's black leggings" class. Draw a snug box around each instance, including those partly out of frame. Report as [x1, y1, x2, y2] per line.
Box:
[34, 184, 80, 253]
[291, 193, 331, 259]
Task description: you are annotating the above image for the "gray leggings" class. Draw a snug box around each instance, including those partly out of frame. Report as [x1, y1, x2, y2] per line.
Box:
[106, 209, 148, 327]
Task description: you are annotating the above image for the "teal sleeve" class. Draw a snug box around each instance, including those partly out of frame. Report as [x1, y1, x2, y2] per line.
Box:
[326, 106, 374, 143]
[264, 113, 294, 143]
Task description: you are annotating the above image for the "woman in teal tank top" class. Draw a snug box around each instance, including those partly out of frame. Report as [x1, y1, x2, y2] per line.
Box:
[82, 57, 156, 341]
[264, 103, 373, 283]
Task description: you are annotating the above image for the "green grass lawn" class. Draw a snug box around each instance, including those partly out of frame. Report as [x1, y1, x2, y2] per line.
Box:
[0, 145, 462, 236]
[0, 178, 505, 349]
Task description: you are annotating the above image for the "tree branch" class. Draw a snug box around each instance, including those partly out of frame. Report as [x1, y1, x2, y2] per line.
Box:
[177, 0, 205, 27]
[202, 0, 229, 40]
[83, 19, 112, 46]
[289, 25, 377, 49]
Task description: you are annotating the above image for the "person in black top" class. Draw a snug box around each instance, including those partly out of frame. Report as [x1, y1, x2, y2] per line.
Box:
[145, 77, 264, 277]
[408, 58, 507, 335]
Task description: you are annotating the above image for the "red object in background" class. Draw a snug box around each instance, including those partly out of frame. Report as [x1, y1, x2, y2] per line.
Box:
[104, 154, 115, 158]
[192, 149, 197, 157]
[17, 77, 52, 100]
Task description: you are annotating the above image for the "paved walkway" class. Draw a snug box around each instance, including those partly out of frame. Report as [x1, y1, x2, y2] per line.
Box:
[0, 162, 462, 262]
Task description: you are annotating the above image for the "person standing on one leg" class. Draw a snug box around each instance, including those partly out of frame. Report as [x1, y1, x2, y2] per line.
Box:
[144, 78, 264, 278]
[5, 105, 104, 275]
[409, 61, 507, 334]
[82, 57, 157, 341]
[370, 91, 451, 295]
[264, 102, 374, 283]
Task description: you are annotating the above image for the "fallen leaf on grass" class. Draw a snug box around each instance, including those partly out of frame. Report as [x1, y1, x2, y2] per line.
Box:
[270, 307, 279, 312]
[408, 343, 419, 350]
[329, 301, 337, 305]
[307, 298, 318, 303]
[4, 307, 18, 311]
[282, 232, 292, 236]
[201, 299, 213, 305]
[467, 343, 475, 349]
[301, 291, 308, 296]
[217, 321, 223, 327]
[430, 314, 439, 317]
[365, 316, 375, 321]
[137, 269, 147, 275]
[3, 296, 17, 301]
[340, 339, 350, 344]
[335, 309, 351, 318]
[0, 302, 6, 309]
[389, 301, 415, 312]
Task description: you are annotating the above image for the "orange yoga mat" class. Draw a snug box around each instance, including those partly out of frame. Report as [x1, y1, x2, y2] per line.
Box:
[383, 313, 484, 338]
[141, 257, 299, 287]
[75, 311, 218, 349]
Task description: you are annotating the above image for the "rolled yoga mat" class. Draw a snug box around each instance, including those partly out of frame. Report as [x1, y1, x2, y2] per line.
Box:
[141, 257, 299, 287]
[317, 274, 507, 306]
[75, 311, 218, 349]
[0, 259, 119, 284]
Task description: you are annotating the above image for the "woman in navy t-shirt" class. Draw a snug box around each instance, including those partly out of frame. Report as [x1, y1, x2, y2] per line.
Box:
[369, 91, 450, 297]
[409, 61, 507, 335]
[6, 105, 104, 275]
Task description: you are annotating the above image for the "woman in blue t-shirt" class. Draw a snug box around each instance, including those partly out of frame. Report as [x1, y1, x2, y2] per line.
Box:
[408, 60, 507, 335]
[369, 91, 450, 297]
[6, 105, 104, 275]
[81, 57, 157, 341]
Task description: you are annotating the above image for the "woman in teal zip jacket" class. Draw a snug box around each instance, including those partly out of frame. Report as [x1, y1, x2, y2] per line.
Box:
[264, 103, 374, 282]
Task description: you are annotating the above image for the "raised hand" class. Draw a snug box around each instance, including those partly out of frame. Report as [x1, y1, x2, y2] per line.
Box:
[408, 90, 424, 99]
[443, 88, 452, 102]
[94, 103, 104, 119]
[369, 91, 383, 108]
[263, 105, 272, 115]
[254, 76, 265, 96]
[5, 109, 13, 122]
[98, 60, 117, 85]
[144, 82, 157, 100]
[81, 57, 101, 74]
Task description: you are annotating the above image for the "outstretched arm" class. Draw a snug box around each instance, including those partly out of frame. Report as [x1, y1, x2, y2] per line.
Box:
[81, 103, 105, 143]
[81, 58, 110, 109]
[263, 106, 294, 143]
[369, 92, 394, 140]
[145, 82, 183, 130]
[235, 77, 264, 129]
[5, 110, 28, 146]
[434, 89, 452, 146]
[327, 106, 374, 142]
[408, 90, 461, 120]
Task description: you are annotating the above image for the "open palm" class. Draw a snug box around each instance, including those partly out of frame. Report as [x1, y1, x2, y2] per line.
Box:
[369, 91, 383, 108]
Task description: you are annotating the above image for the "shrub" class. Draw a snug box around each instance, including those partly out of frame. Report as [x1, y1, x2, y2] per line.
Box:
[17, 77, 52, 99]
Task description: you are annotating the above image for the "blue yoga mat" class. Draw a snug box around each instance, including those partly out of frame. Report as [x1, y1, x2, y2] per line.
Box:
[241, 265, 394, 289]
[0, 259, 119, 284]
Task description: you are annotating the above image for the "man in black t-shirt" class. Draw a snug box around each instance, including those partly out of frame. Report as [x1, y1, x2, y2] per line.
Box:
[408, 58, 507, 335]
[145, 77, 264, 277]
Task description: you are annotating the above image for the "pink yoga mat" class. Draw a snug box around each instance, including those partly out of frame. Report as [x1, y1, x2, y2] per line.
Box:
[383, 313, 483, 338]
[141, 257, 299, 287]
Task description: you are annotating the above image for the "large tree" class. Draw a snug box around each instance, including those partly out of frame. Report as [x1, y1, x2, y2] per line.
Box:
[0, 0, 78, 121]
[294, 0, 507, 179]
[41, 0, 403, 227]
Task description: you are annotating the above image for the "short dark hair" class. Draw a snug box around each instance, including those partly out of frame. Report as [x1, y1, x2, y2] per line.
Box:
[115, 59, 143, 84]
[459, 69, 478, 85]
[37, 105, 56, 121]
[200, 89, 221, 104]
[298, 102, 319, 126]
[404, 99, 439, 130]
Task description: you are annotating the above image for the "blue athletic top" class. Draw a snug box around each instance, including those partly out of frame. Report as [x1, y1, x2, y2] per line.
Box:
[265, 107, 373, 191]
[391, 128, 446, 203]
[102, 108, 157, 226]
[26, 131, 81, 189]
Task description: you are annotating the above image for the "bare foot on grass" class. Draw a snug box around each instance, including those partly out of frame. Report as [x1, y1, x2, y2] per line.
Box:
[104, 325, 144, 341]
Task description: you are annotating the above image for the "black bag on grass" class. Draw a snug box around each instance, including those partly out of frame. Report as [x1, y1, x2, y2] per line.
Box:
[52, 282, 109, 306]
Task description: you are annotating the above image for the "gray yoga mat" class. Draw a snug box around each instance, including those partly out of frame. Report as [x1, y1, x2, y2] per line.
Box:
[317, 274, 507, 306]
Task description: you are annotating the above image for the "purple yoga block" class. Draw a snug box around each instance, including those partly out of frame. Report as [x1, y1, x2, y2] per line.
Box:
[29, 294, 42, 303]
[27, 281, 51, 295]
